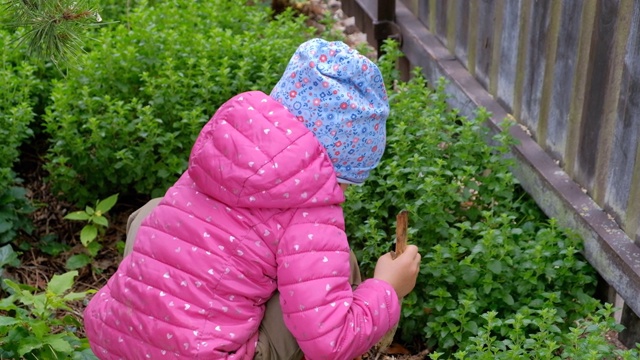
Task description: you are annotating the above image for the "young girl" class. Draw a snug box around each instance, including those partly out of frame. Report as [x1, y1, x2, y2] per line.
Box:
[84, 38, 421, 360]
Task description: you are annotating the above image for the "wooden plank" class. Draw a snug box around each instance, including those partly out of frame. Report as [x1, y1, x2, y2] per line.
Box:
[467, 0, 478, 76]
[454, 0, 470, 67]
[400, 0, 419, 15]
[546, 1, 584, 161]
[473, 0, 496, 90]
[435, 0, 448, 44]
[418, 0, 430, 28]
[630, 139, 640, 246]
[619, 0, 640, 245]
[604, 0, 640, 230]
[488, 0, 504, 96]
[512, 0, 530, 120]
[575, 0, 620, 191]
[619, 302, 640, 348]
[446, 0, 456, 54]
[429, 0, 436, 33]
[519, 0, 552, 135]
[496, 0, 522, 113]
[393, 0, 640, 322]
[565, 0, 597, 178]
[535, 0, 562, 149]
[593, 0, 633, 205]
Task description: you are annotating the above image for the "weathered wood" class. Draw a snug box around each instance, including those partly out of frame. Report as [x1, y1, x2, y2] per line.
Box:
[519, 0, 551, 137]
[593, 0, 633, 206]
[496, 0, 522, 113]
[564, 0, 597, 178]
[512, 0, 530, 120]
[467, 0, 478, 76]
[400, 0, 418, 15]
[418, 0, 429, 28]
[445, 0, 456, 54]
[535, 0, 561, 149]
[429, 0, 436, 33]
[473, 0, 496, 90]
[454, 0, 470, 66]
[546, 0, 584, 161]
[435, 0, 447, 44]
[604, 0, 640, 233]
[619, 302, 640, 348]
[488, 0, 503, 96]
[575, 0, 619, 192]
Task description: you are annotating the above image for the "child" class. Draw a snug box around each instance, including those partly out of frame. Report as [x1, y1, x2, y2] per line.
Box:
[84, 38, 421, 360]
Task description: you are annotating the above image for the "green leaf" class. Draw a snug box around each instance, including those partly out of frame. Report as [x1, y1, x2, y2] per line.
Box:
[85, 206, 95, 216]
[2, 279, 23, 294]
[463, 320, 478, 334]
[61, 314, 82, 327]
[92, 215, 109, 227]
[80, 225, 98, 246]
[0, 316, 20, 327]
[96, 194, 118, 213]
[503, 293, 515, 306]
[72, 348, 99, 360]
[86, 240, 102, 257]
[30, 320, 50, 338]
[63, 292, 89, 302]
[47, 271, 78, 295]
[44, 334, 74, 353]
[18, 336, 45, 356]
[63, 211, 91, 221]
[487, 260, 503, 275]
[0, 244, 20, 268]
[66, 254, 92, 270]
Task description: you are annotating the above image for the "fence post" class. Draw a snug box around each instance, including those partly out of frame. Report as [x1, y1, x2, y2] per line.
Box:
[374, 0, 401, 55]
[619, 303, 640, 349]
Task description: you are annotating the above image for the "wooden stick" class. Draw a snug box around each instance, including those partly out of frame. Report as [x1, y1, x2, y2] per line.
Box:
[395, 210, 408, 257]
[374, 210, 409, 359]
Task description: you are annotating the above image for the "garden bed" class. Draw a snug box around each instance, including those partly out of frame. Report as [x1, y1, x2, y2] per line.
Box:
[1, 1, 638, 359]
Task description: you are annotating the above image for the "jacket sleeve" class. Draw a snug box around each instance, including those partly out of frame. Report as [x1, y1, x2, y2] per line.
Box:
[276, 219, 401, 360]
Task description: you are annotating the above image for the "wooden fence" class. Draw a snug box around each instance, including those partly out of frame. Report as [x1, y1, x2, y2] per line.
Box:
[342, 0, 640, 346]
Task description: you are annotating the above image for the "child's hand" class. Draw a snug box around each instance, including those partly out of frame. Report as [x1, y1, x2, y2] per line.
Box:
[373, 245, 421, 299]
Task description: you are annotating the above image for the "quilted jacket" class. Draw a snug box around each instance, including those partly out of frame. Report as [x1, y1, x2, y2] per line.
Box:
[84, 91, 400, 359]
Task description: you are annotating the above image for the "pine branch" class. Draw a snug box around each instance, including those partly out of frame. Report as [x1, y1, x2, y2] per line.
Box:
[3, 0, 103, 64]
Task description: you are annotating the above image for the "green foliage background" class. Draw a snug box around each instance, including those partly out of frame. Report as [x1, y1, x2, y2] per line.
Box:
[1, 1, 639, 358]
[43, 0, 333, 204]
[342, 44, 621, 356]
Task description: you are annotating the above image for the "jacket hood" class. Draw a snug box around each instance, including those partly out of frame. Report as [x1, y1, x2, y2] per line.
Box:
[188, 91, 345, 208]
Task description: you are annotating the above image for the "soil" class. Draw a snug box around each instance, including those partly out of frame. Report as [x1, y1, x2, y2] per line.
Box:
[2, 1, 630, 359]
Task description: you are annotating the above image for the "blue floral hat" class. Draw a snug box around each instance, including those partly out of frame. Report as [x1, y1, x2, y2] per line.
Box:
[270, 38, 389, 184]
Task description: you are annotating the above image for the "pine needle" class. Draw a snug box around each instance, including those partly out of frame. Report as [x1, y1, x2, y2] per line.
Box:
[3, 0, 104, 64]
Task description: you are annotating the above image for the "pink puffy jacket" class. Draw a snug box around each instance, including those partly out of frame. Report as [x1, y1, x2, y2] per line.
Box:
[84, 91, 400, 359]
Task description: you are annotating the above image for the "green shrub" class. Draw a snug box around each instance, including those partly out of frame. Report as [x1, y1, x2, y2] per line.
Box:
[0, 29, 40, 191]
[442, 304, 640, 359]
[344, 41, 601, 355]
[0, 29, 42, 247]
[0, 271, 97, 359]
[44, 0, 337, 204]
[0, 187, 34, 247]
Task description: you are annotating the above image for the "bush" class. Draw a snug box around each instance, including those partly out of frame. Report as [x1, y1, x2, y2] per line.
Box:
[44, 0, 337, 205]
[0, 271, 97, 359]
[0, 28, 42, 247]
[344, 42, 604, 356]
[0, 29, 40, 191]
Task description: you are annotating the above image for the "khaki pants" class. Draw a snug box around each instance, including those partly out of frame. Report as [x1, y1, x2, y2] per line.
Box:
[124, 199, 362, 360]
